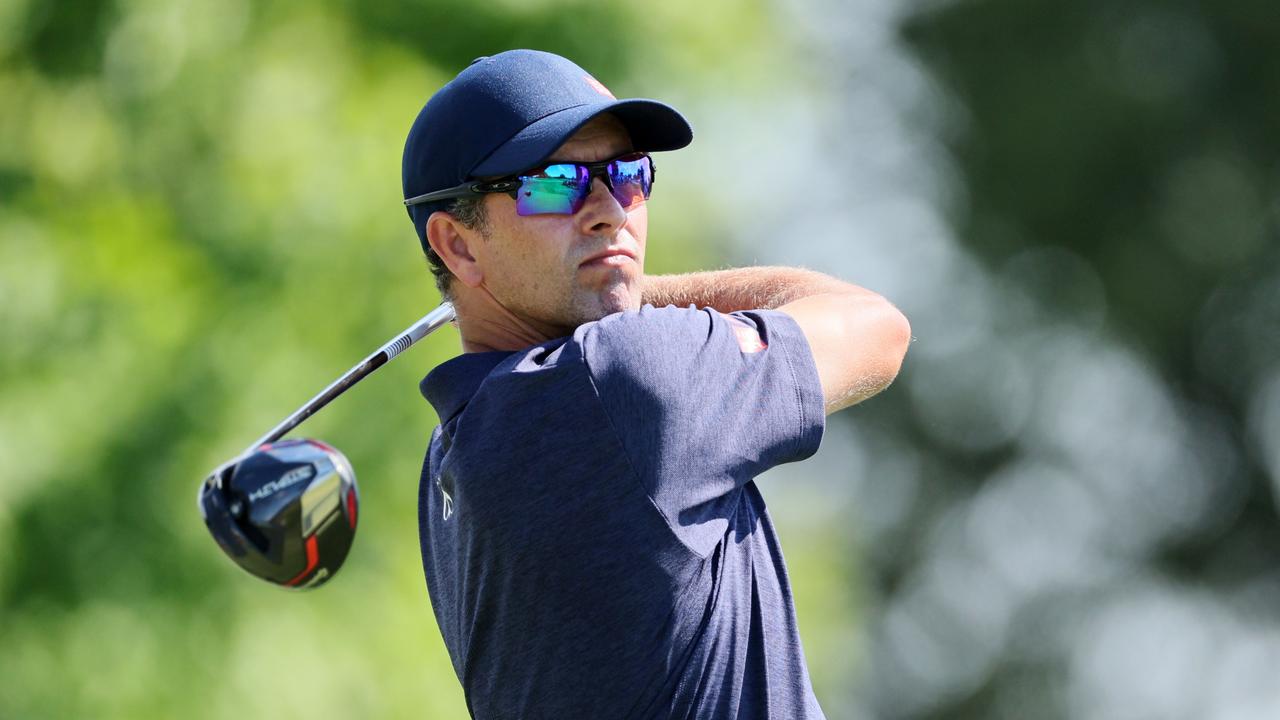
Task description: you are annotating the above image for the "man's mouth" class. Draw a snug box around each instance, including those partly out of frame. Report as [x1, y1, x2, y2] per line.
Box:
[579, 247, 638, 268]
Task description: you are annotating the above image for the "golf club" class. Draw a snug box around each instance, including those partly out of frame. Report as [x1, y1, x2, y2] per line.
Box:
[198, 302, 456, 589]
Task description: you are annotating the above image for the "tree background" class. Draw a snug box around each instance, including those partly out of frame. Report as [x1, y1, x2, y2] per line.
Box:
[2, 0, 1278, 718]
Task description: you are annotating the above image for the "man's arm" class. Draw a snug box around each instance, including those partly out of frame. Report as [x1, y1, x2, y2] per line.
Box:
[642, 267, 911, 414]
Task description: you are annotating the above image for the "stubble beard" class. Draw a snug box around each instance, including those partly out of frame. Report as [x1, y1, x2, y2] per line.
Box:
[562, 271, 642, 329]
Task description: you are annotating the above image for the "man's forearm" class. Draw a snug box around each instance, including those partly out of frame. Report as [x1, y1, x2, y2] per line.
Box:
[644, 266, 911, 414]
[641, 266, 875, 313]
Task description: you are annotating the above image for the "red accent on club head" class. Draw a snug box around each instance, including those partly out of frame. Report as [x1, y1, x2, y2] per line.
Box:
[346, 488, 358, 530]
[307, 439, 337, 454]
[285, 535, 320, 586]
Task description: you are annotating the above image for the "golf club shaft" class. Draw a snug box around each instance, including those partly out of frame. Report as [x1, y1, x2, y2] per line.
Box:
[243, 302, 456, 454]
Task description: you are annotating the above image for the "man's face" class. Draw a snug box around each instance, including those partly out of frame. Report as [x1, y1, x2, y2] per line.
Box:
[469, 114, 647, 334]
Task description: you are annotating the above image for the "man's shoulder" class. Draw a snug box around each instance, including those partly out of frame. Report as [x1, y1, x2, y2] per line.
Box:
[576, 303, 711, 351]
[572, 304, 714, 379]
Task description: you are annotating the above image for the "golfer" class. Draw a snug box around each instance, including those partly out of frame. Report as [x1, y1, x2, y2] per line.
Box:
[402, 50, 909, 719]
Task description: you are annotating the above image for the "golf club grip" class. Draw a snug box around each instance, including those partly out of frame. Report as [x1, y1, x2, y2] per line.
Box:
[244, 302, 456, 452]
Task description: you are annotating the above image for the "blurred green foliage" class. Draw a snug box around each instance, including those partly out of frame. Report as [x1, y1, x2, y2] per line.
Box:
[0, 0, 863, 718]
[878, 1, 1280, 716]
[22, 0, 1278, 716]
[904, 0, 1280, 365]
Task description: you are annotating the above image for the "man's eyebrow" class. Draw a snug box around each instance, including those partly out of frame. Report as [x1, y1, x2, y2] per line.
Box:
[542, 155, 602, 163]
[542, 149, 637, 165]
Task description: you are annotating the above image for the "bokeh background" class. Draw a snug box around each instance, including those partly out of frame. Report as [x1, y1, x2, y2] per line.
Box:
[3, 0, 1279, 717]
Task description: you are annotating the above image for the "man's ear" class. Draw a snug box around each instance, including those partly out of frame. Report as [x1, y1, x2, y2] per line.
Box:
[426, 211, 484, 288]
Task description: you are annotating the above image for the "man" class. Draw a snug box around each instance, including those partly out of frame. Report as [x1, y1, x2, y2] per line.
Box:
[402, 50, 909, 719]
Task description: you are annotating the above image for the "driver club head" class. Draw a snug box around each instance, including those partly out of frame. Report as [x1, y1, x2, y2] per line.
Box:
[199, 439, 358, 589]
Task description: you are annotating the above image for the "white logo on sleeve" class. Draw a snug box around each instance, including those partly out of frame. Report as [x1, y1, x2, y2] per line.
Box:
[437, 474, 454, 521]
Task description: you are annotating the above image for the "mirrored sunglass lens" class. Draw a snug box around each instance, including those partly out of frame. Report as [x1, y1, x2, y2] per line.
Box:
[516, 165, 588, 215]
[608, 157, 652, 208]
[537, 163, 581, 180]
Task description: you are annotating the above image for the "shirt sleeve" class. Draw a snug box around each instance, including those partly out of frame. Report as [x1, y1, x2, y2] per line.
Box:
[579, 304, 825, 556]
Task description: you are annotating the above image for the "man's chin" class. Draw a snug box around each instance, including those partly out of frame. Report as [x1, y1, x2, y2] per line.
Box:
[597, 285, 642, 317]
[569, 287, 641, 326]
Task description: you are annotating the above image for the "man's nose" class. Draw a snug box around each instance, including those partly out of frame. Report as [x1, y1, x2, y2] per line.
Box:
[577, 176, 627, 235]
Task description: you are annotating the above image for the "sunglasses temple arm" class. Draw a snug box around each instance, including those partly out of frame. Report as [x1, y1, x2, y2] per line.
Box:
[405, 179, 524, 206]
[404, 186, 476, 207]
[405, 191, 454, 206]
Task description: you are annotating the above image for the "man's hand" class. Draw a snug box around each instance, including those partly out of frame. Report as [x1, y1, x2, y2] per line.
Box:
[642, 267, 911, 414]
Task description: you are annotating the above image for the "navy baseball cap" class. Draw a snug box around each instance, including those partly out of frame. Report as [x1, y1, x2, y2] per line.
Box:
[402, 49, 693, 254]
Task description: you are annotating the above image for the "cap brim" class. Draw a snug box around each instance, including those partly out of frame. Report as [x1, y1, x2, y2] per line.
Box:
[471, 99, 693, 177]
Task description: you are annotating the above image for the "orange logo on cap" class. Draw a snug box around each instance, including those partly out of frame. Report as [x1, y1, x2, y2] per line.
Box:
[584, 75, 616, 100]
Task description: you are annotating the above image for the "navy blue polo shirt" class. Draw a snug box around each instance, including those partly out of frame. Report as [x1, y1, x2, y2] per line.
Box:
[418, 304, 827, 719]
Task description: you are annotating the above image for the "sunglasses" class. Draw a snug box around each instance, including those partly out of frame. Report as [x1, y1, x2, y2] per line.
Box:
[404, 152, 655, 216]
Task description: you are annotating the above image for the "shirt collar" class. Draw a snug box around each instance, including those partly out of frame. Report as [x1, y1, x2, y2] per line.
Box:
[420, 351, 513, 424]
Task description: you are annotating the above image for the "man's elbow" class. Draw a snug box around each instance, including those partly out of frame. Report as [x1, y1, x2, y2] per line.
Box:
[839, 295, 911, 407]
[875, 300, 911, 387]
[855, 295, 906, 394]
[782, 289, 911, 413]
